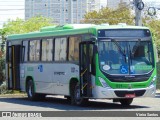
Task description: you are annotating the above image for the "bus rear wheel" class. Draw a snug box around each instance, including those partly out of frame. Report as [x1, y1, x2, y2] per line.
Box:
[71, 83, 88, 106]
[27, 80, 37, 100]
[26, 80, 46, 101]
[119, 98, 133, 106]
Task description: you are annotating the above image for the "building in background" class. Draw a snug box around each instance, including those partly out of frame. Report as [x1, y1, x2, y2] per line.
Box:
[107, 0, 130, 8]
[25, 0, 101, 25]
[100, 0, 107, 8]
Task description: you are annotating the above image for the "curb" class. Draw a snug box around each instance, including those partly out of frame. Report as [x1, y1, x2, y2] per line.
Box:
[0, 94, 27, 98]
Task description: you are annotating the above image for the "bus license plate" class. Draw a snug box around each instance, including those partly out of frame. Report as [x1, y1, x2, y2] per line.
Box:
[125, 94, 135, 98]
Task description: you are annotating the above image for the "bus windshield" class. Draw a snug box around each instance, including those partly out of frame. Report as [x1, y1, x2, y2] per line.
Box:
[98, 39, 154, 75]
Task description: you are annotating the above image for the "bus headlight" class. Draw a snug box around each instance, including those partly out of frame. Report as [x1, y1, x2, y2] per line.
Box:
[99, 77, 111, 88]
[149, 76, 156, 87]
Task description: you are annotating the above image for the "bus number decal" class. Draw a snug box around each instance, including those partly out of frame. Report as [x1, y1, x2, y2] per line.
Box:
[54, 72, 65, 75]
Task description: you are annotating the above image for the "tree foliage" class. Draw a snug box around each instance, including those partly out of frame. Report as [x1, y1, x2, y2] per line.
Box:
[2, 16, 53, 36]
[0, 16, 53, 84]
[82, 6, 134, 25]
[0, 57, 5, 84]
[145, 19, 160, 56]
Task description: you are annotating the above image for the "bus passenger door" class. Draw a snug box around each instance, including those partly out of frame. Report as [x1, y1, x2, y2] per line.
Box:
[79, 41, 94, 97]
[7, 45, 21, 90]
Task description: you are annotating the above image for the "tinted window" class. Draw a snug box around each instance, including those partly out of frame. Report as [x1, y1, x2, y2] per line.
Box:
[22, 41, 28, 62]
[54, 38, 67, 61]
[29, 40, 40, 61]
[69, 36, 81, 61]
[42, 39, 53, 61]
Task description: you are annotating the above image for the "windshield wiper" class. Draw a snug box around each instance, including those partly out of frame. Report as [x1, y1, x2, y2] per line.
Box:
[111, 39, 126, 57]
[111, 39, 128, 63]
[131, 39, 141, 57]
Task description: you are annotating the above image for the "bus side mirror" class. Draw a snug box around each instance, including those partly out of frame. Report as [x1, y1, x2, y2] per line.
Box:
[90, 36, 97, 42]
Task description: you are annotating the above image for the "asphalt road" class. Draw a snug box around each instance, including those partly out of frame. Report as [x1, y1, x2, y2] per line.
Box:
[0, 93, 160, 119]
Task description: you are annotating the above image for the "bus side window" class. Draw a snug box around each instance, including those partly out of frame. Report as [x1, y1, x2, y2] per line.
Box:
[22, 41, 29, 62]
[42, 39, 53, 61]
[54, 38, 67, 61]
[29, 40, 40, 61]
[68, 36, 81, 61]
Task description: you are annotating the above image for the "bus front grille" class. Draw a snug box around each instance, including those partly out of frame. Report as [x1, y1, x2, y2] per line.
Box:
[114, 90, 146, 97]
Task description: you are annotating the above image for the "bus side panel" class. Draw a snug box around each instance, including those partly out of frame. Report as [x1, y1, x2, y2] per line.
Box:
[20, 63, 79, 96]
[52, 63, 79, 95]
[20, 63, 54, 94]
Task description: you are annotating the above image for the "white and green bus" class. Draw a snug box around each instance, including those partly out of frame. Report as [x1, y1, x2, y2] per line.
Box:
[6, 24, 157, 106]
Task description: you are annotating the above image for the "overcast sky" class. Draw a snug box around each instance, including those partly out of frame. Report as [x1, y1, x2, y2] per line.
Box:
[0, 0, 24, 28]
[0, 0, 159, 28]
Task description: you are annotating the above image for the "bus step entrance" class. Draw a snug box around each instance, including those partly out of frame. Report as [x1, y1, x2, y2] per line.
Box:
[81, 81, 92, 97]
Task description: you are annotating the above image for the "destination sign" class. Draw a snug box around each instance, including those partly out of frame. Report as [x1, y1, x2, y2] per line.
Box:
[98, 29, 151, 38]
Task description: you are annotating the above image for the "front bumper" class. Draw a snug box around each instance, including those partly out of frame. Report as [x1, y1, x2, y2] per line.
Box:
[91, 84, 156, 99]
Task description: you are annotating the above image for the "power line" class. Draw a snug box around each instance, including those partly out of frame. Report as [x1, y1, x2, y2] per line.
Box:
[0, 9, 24, 11]
[0, 17, 134, 23]
[0, 19, 25, 22]
[0, 1, 24, 2]
[0, 14, 24, 15]
[0, 4, 132, 11]
[0, 5, 24, 6]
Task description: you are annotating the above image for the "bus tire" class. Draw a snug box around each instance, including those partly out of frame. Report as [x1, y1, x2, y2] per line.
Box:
[71, 83, 88, 106]
[119, 98, 133, 106]
[37, 93, 46, 101]
[26, 80, 38, 101]
[65, 96, 71, 101]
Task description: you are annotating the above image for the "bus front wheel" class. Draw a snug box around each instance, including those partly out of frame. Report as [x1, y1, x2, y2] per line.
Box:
[119, 98, 133, 106]
[71, 83, 88, 106]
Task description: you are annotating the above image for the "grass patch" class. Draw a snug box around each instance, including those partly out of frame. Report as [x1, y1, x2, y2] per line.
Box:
[0, 81, 26, 95]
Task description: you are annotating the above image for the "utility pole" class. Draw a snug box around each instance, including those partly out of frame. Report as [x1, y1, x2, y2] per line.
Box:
[134, 0, 144, 26]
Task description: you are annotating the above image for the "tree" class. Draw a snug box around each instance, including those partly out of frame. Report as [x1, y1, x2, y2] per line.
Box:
[0, 16, 54, 84]
[2, 16, 53, 35]
[0, 57, 5, 84]
[82, 6, 134, 25]
[146, 19, 160, 57]
[0, 29, 5, 84]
